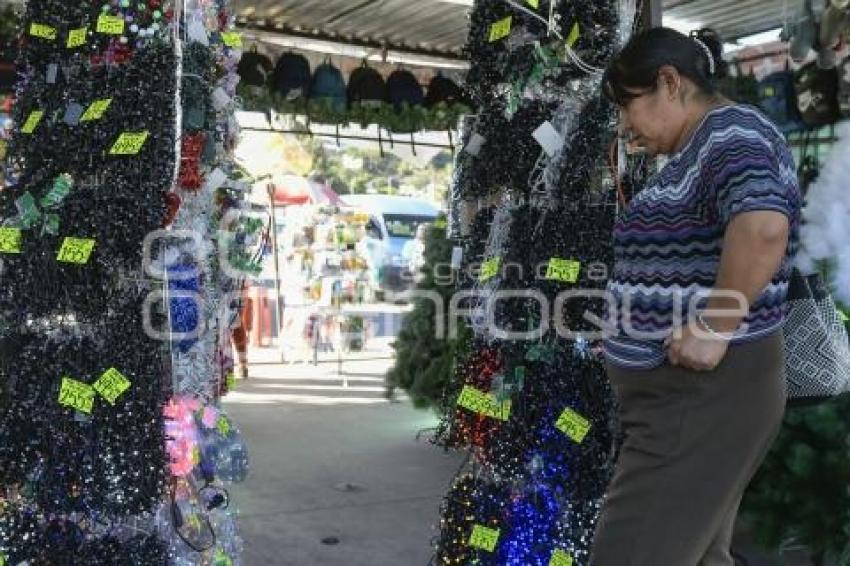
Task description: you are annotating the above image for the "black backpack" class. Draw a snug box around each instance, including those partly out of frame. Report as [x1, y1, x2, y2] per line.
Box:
[347, 62, 386, 107]
[271, 52, 311, 101]
[794, 62, 840, 128]
[387, 69, 424, 110]
[425, 74, 464, 107]
[237, 48, 273, 88]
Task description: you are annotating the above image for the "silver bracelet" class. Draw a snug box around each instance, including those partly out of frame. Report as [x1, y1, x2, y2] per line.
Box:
[696, 312, 734, 342]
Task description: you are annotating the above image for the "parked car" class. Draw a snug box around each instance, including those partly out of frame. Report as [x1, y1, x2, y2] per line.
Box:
[343, 195, 440, 296]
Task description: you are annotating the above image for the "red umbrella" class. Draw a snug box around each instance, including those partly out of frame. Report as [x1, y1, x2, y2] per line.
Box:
[272, 174, 344, 206]
[271, 175, 312, 205]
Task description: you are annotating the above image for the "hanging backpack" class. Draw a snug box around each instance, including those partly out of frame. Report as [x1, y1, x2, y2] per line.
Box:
[237, 48, 273, 89]
[794, 61, 840, 128]
[347, 62, 386, 107]
[309, 61, 347, 127]
[387, 69, 424, 110]
[757, 69, 804, 133]
[271, 52, 311, 101]
[837, 55, 850, 117]
[425, 74, 464, 108]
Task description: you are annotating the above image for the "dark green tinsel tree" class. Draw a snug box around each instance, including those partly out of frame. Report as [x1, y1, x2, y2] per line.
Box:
[431, 1, 639, 564]
[742, 305, 850, 565]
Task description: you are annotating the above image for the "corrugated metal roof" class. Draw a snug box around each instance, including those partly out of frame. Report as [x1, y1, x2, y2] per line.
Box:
[232, 0, 787, 58]
[663, 0, 788, 41]
[232, 0, 472, 58]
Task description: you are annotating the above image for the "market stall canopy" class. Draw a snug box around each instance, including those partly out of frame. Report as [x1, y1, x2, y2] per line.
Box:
[232, 0, 472, 60]
[230, 0, 788, 59]
[271, 174, 345, 206]
[664, 0, 788, 44]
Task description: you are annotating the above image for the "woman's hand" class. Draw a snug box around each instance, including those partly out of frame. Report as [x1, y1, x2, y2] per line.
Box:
[665, 326, 730, 371]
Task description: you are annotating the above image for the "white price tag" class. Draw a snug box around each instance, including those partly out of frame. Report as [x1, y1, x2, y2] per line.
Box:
[464, 133, 486, 156]
[533, 121, 564, 158]
[188, 20, 209, 45]
[212, 87, 231, 111]
[205, 168, 227, 191]
[451, 246, 463, 269]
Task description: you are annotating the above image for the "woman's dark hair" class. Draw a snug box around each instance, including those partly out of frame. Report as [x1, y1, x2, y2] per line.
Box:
[603, 27, 729, 106]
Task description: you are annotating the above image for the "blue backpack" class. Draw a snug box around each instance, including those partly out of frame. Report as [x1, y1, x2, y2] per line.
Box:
[310, 62, 347, 112]
[758, 70, 804, 133]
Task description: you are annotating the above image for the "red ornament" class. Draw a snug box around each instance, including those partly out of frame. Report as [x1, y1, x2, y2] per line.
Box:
[178, 133, 206, 191]
[162, 192, 182, 227]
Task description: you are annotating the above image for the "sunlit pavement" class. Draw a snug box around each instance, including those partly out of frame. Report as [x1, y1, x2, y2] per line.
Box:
[224, 345, 463, 566]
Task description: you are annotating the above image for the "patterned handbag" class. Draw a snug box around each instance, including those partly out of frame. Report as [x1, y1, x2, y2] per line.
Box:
[783, 269, 850, 403]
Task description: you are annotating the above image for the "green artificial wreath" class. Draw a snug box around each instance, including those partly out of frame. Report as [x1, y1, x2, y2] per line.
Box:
[237, 84, 469, 133]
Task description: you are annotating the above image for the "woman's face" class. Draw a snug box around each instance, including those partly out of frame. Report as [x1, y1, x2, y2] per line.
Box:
[617, 68, 688, 156]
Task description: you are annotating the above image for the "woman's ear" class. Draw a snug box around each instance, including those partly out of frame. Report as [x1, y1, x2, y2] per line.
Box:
[657, 65, 681, 100]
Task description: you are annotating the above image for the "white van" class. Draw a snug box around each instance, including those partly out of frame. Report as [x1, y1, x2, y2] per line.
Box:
[343, 195, 440, 293]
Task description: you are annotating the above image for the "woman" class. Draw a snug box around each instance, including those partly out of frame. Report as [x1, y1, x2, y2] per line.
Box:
[591, 28, 802, 565]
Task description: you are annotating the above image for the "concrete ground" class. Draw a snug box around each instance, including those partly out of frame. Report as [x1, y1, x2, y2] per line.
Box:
[224, 350, 463, 566]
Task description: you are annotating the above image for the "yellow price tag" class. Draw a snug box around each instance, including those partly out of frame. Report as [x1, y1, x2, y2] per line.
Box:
[479, 256, 501, 282]
[29, 23, 57, 40]
[93, 368, 131, 405]
[58, 377, 96, 415]
[221, 32, 243, 47]
[763, 86, 776, 97]
[67, 27, 88, 48]
[0, 227, 22, 254]
[556, 408, 591, 444]
[457, 386, 511, 421]
[489, 16, 512, 42]
[80, 99, 113, 122]
[526, 0, 540, 7]
[110, 131, 149, 155]
[546, 258, 581, 283]
[566, 22, 581, 48]
[468, 525, 500, 552]
[217, 415, 231, 436]
[57, 237, 96, 264]
[97, 14, 125, 35]
[21, 110, 44, 134]
[549, 549, 574, 566]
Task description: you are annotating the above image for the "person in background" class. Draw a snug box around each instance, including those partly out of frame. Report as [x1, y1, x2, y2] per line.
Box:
[401, 224, 428, 283]
[591, 28, 802, 565]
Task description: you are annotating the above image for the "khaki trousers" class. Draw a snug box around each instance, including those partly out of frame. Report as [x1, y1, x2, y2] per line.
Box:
[590, 332, 787, 566]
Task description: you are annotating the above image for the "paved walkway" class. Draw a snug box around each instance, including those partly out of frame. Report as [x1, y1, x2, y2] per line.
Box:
[224, 350, 463, 566]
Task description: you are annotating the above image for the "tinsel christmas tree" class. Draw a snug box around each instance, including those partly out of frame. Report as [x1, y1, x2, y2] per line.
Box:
[0, 0, 260, 563]
[434, 1, 638, 564]
[387, 216, 472, 410]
